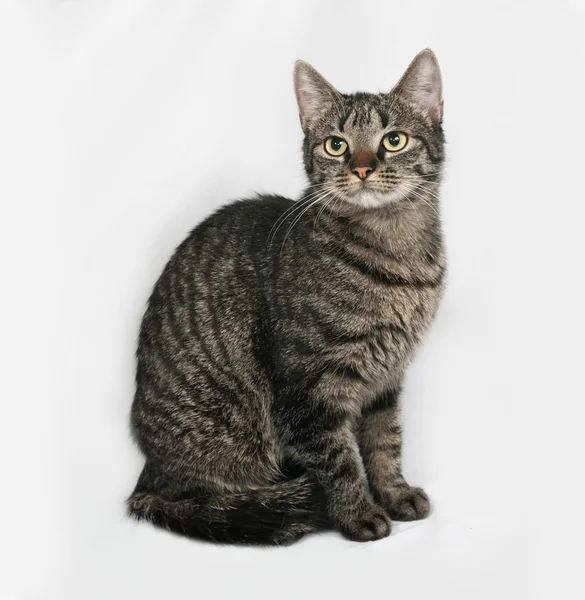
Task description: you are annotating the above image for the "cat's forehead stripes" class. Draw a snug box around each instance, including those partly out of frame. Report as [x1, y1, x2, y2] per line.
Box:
[335, 98, 391, 154]
[339, 98, 386, 133]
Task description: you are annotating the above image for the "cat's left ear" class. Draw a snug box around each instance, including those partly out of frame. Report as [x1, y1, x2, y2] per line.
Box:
[391, 49, 443, 124]
[294, 60, 342, 132]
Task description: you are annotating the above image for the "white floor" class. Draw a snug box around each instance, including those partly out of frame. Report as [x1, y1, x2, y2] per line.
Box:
[1, 1, 583, 599]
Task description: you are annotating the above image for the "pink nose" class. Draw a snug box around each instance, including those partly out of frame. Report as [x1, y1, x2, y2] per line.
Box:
[352, 166, 373, 180]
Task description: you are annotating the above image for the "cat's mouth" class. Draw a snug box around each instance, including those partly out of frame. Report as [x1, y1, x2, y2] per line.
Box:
[340, 179, 408, 209]
[349, 174, 400, 191]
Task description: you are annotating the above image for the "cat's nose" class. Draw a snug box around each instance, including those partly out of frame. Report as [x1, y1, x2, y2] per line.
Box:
[352, 166, 373, 180]
[350, 150, 377, 181]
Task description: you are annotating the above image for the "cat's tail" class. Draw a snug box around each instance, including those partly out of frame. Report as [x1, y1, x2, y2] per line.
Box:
[127, 471, 330, 545]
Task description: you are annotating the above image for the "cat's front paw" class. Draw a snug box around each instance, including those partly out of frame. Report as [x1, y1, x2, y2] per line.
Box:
[338, 503, 392, 542]
[380, 486, 430, 521]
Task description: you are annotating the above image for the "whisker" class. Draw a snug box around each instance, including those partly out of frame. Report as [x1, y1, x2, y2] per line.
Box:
[400, 181, 440, 215]
[267, 184, 337, 245]
[380, 172, 440, 180]
[313, 188, 342, 234]
[280, 188, 337, 253]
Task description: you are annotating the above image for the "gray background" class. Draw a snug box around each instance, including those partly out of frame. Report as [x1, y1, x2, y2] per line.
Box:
[1, 1, 583, 598]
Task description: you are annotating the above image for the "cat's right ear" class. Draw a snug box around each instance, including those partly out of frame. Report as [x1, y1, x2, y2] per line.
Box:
[294, 61, 341, 133]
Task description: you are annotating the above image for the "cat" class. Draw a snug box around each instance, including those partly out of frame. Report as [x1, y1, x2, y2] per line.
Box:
[128, 49, 446, 545]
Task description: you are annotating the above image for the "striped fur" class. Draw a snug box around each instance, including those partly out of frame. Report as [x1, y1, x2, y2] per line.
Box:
[128, 50, 446, 544]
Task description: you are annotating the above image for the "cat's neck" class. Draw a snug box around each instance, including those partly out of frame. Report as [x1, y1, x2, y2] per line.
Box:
[342, 192, 443, 261]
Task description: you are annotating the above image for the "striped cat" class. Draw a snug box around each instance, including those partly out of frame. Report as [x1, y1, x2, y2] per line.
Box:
[128, 49, 446, 544]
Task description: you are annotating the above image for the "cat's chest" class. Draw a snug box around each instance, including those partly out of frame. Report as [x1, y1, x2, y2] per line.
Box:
[333, 262, 445, 383]
[378, 282, 441, 328]
[365, 281, 442, 353]
[332, 251, 444, 332]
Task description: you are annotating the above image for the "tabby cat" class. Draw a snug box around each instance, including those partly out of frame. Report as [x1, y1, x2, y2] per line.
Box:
[128, 49, 446, 544]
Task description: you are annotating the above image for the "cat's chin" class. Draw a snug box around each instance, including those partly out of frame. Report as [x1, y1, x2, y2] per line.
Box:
[340, 186, 405, 210]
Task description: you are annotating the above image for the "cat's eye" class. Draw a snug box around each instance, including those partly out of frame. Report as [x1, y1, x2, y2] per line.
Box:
[382, 132, 408, 152]
[324, 136, 348, 156]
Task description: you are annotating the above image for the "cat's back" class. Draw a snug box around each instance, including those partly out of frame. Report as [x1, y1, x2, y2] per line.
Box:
[150, 193, 295, 292]
[181, 193, 295, 254]
[137, 194, 295, 359]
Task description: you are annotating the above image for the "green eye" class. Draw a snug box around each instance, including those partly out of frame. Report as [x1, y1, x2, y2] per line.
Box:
[383, 131, 408, 152]
[324, 136, 348, 156]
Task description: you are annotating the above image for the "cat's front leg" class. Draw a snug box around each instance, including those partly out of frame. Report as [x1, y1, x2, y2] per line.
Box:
[279, 388, 391, 542]
[358, 388, 430, 522]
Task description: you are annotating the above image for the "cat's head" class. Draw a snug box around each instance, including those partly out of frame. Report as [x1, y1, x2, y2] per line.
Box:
[294, 50, 444, 209]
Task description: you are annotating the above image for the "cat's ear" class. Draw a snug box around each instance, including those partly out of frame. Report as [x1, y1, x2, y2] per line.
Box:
[294, 60, 341, 132]
[391, 49, 443, 124]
